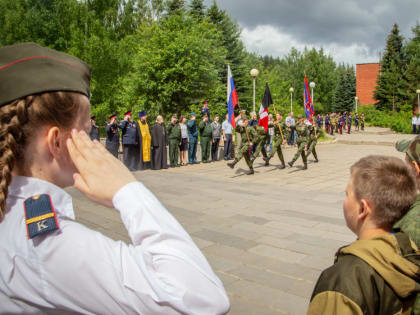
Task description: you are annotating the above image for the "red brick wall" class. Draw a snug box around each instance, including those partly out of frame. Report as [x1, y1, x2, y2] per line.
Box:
[356, 63, 380, 105]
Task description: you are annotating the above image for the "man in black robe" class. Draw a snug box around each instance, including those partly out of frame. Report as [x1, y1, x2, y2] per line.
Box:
[151, 115, 168, 170]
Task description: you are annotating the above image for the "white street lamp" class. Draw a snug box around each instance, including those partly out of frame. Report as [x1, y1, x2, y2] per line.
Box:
[355, 96, 359, 113]
[250, 69, 259, 114]
[309, 82, 315, 106]
[289, 87, 294, 113]
[417, 89, 420, 115]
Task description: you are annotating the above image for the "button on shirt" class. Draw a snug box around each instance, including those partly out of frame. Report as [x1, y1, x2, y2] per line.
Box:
[0, 176, 229, 314]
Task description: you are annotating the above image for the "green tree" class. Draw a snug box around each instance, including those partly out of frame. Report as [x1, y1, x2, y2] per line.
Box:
[165, 0, 185, 15]
[402, 24, 420, 108]
[374, 24, 406, 111]
[333, 65, 356, 112]
[189, 0, 205, 19]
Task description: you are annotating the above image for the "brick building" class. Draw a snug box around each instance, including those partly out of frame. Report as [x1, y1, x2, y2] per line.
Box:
[356, 63, 380, 105]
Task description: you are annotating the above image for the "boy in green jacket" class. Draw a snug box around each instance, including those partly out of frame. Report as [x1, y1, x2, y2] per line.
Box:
[308, 155, 420, 315]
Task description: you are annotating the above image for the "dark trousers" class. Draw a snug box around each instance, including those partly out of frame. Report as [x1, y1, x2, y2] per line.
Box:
[347, 124, 351, 134]
[188, 136, 198, 163]
[223, 134, 233, 159]
[123, 144, 138, 171]
[414, 125, 418, 134]
[169, 139, 179, 166]
[212, 138, 220, 161]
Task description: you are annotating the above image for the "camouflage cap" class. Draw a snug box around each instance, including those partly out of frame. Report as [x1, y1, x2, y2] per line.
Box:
[396, 136, 420, 162]
[0, 42, 91, 106]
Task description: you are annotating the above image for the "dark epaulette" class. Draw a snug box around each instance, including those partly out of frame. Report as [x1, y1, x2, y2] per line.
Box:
[24, 194, 60, 239]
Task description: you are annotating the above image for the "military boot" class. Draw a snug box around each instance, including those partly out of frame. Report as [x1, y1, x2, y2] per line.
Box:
[247, 168, 254, 175]
[314, 157, 319, 163]
[288, 161, 294, 167]
[302, 163, 308, 170]
[227, 160, 237, 169]
[279, 162, 286, 169]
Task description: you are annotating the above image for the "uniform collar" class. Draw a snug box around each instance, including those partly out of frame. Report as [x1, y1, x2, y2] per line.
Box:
[8, 175, 75, 220]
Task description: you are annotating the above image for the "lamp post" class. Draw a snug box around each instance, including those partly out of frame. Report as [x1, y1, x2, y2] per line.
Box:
[355, 96, 359, 113]
[309, 82, 315, 106]
[289, 87, 294, 113]
[417, 89, 420, 115]
[250, 68, 259, 114]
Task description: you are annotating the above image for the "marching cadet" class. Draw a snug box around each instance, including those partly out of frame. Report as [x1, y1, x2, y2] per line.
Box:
[227, 117, 257, 175]
[250, 125, 269, 166]
[119, 110, 140, 171]
[288, 115, 309, 170]
[306, 120, 320, 162]
[105, 113, 120, 158]
[264, 113, 288, 169]
[361, 113, 365, 130]
[89, 115, 100, 141]
[167, 114, 181, 167]
[0, 42, 229, 314]
[199, 114, 213, 163]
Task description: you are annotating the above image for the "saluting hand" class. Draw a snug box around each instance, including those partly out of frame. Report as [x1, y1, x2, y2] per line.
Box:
[67, 130, 136, 208]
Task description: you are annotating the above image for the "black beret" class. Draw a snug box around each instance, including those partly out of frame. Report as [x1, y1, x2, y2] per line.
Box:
[0, 42, 91, 106]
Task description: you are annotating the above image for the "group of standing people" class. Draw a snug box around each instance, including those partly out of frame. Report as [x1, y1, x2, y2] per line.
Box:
[322, 112, 365, 135]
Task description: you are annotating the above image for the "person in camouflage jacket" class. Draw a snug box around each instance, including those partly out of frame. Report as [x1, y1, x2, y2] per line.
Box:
[288, 115, 309, 170]
[264, 113, 288, 169]
[306, 121, 321, 162]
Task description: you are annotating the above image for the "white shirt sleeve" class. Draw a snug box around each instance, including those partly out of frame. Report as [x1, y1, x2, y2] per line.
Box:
[37, 182, 230, 314]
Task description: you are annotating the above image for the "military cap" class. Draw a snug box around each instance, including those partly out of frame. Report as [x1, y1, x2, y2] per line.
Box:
[396, 136, 420, 162]
[124, 110, 132, 116]
[138, 110, 146, 118]
[109, 113, 117, 120]
[0, 42, 91, 106]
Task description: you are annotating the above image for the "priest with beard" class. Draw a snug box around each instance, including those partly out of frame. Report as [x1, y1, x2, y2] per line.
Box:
[151, 115, 168, 170]
[137, 111, 152, 170]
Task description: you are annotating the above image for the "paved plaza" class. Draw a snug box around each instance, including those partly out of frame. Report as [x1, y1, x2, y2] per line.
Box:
[67, 127, 417, 315]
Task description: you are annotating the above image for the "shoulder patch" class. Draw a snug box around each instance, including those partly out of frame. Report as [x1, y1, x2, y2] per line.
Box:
[24, 194, 60, 239]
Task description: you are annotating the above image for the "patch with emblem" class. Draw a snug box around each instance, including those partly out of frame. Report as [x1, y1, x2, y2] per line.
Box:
[24, 194, 59, 239]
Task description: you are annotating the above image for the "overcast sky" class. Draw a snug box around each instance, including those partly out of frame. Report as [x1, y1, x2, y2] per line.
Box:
[203, 0, 420, 65]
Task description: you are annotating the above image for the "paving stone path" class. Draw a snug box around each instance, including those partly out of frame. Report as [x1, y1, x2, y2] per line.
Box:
[68, 127, 417, 315]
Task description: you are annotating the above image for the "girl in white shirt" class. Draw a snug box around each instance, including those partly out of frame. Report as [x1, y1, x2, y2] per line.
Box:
[0, 43, 229, 314]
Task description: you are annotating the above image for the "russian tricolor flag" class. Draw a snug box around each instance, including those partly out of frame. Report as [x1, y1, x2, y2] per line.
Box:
[227, 64, 238, 128]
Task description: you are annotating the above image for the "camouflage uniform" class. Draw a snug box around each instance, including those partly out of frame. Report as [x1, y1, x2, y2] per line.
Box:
[227, 123, 257, 174]
[306, 125, 320, 162]
[288, 119, 309, 169]
[265, 120, 288, 168]
[250, 126, 269, 164]
[394, 136, 420, 314]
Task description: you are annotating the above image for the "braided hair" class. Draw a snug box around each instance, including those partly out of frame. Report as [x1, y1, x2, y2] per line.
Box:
[0, 92, 84, 221]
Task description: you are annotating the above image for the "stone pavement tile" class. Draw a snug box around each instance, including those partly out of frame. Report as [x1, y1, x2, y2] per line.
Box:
[228, 295, 284, 315]
[191, 236, 214, 249]
[312, 215, 346, 226]
[207, 255, 243, 272]
[227, 280, 309, 315]
[215, 272, 241, 287]
[314, 222, 353, 234]
[261, 214, 319, 228]
[256, 236, 335, 258]
[299, 255, 334, 271]
[192, 229, 258, 250]
[322, 231, 356, 243]
[227, 265, 313, 299]
[231, 222, 294, 238]
[263, 221, 326, 237]
[229, 214, 270, 225]
[249, 245, 307, 263]
[286, 233, 347, 249]
[205, 225, 264, 241]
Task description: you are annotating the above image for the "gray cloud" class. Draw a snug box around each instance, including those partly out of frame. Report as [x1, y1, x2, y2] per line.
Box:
[203, 0, 420, 62]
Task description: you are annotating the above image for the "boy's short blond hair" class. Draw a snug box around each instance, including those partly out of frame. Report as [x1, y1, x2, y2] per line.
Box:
[350, 155, 417, 228]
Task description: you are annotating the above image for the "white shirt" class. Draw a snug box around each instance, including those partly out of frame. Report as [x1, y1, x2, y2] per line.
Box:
[0, 176, 229, 314]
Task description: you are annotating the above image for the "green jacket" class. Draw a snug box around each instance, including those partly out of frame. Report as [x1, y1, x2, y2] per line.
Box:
[307, 232, 420, 315]
[167, 122, 181, 141]
[254, 125, 268, 143]
[308, 125, 321, 142]
[295, 124, 308, 143]
[395, 193, 420, 313]
[199, 120, 213, 138]
[269, 120, 288, 140]
[235, 125, 257, 145]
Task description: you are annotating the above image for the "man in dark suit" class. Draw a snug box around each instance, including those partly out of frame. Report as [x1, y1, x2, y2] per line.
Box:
[119, 110, 140, 171]
[89, 115, 100, 141]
